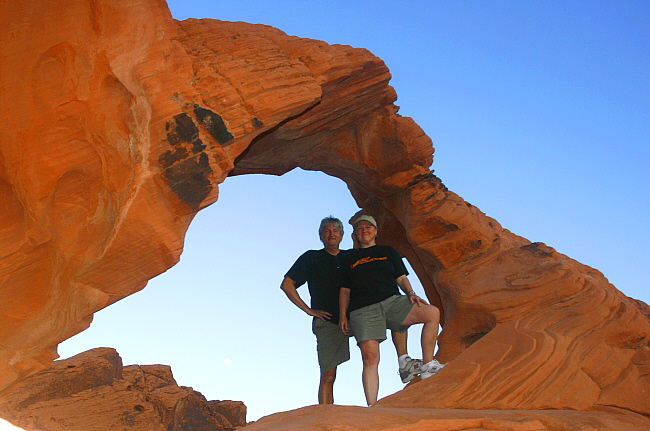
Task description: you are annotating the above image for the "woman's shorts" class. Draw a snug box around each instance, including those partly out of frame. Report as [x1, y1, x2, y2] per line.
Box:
[349, 295, 415, 344]
[312, 318, 350, 372]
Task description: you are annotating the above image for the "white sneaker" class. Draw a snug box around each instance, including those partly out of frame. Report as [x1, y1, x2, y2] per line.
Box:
[398, 356, 422, 383]
[420, 359, 445, 379]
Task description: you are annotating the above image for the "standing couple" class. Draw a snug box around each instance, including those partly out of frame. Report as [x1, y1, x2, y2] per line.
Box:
[281, 215, 444, 406]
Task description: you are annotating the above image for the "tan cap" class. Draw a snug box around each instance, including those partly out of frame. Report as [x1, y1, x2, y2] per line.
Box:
[353, 215, 377, 228]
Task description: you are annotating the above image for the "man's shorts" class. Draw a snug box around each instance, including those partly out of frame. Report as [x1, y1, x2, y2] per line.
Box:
[312, 318, 350, 372]
[349, 295, 415, 344]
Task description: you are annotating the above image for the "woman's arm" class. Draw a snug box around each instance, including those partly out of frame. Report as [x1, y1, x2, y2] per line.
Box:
[396, 274, 428, 306]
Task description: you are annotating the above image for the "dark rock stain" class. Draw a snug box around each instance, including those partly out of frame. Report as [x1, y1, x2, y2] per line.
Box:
[174, 113, 199, 143]
[162, 153, 212, 210]
[469, 239, 482, 249]
[193, 104, 233, 145]
[161, 113, 214, 209]
[521, 242, 554, 257]
[166, 131, 181, 147]
[192, 139, 206, 154]
[158, 147, 188, 169]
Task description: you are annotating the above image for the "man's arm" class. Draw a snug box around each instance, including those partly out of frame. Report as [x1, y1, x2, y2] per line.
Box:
[339, 287, 351, 335]
[280, 276, 332, 321]
[396, 274, 427, 306]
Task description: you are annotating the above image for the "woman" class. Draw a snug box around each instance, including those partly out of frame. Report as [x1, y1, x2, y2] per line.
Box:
[339, 215, 444, 406]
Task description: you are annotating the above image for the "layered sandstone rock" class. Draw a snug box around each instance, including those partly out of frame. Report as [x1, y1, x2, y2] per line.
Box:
[0, 0, 648, 430]
[0, 348, 246, 430]
[243, 404, 650, 431]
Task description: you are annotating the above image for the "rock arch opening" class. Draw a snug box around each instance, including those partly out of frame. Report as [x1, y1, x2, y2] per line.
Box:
[56, 169, 436, 419]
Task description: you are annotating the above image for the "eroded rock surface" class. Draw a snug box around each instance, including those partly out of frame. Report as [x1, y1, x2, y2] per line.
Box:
[0, 0, 648, 430]
[244, 404, 650, 431]
[0, 348, 246, 430]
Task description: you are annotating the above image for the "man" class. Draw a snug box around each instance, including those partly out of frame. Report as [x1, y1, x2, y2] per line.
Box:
[281, 216, 420, 405]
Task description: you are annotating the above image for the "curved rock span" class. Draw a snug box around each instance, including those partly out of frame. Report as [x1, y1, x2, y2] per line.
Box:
[0, 0, 648, 430]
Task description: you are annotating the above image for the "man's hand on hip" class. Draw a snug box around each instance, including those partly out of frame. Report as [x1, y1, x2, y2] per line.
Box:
[309, 309, 332, 321]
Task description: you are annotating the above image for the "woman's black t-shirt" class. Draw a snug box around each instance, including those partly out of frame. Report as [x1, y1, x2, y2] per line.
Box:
[340, 245, 408, 312]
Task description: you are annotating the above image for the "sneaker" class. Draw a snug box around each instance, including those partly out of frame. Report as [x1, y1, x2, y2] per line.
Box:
[420, 359, 445, 379]
[398, 356, 422, 383]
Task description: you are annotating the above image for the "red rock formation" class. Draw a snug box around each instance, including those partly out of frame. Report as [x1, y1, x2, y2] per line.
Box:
[0, 348, 246, 430]
[243, 404, 650, 431]
[0, 0, 648, 430]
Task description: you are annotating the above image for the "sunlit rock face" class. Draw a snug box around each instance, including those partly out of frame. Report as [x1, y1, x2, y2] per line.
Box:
[0, 0, 648, 430]
[0, 348, 246, 430]
[241, 404, 650, 431]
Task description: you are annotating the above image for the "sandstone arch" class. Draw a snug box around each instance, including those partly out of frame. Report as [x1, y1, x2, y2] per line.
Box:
[0, 1, 648, 429]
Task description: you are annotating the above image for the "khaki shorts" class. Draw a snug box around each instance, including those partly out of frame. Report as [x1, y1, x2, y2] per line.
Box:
[312, 318, 350, 372]
[349, 295, 414, 344]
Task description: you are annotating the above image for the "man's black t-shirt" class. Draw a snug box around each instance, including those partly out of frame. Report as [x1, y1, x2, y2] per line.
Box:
[285, 249, 348, 324]
[340, 245, 408, 312]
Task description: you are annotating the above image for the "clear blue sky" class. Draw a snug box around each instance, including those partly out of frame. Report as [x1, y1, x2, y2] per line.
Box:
[57, 0, 649, 423]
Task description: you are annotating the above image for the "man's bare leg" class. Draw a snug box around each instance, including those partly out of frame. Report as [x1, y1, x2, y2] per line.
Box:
[391, 330, 408, 357]
[358, 340, 381, 406]
[318, 367, 337, 404]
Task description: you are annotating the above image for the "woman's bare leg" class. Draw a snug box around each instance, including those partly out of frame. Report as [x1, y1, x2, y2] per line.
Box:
[401, 304, 440, 363]
[358, 340, 380, 405]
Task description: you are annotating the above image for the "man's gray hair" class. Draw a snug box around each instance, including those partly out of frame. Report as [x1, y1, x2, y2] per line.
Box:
[318, 216, 344, 235]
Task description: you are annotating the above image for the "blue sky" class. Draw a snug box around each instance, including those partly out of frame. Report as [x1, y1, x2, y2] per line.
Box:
[56, 0, 649, 423]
